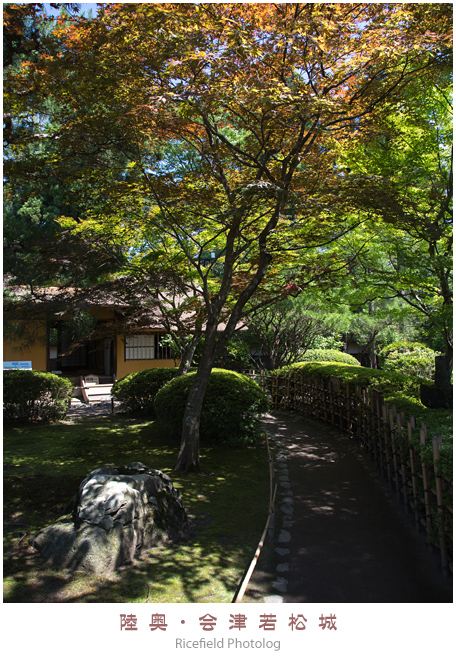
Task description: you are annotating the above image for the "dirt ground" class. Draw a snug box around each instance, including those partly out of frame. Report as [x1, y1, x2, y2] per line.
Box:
[246, 412, 452, 603]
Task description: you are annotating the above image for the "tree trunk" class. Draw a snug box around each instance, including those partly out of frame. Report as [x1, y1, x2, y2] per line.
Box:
[174, 202, 281, 472]
[174, 326, 217, 472]
[176, 332, 201, 376]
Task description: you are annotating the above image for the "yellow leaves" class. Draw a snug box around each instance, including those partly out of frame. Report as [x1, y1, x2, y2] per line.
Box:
[57, 216, 78, 230]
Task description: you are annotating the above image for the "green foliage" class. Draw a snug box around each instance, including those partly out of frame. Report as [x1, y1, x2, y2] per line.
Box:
[3, 369, 73, 423]
[189, 334, 251, 372]
[379, 341, 437, 379]
[382, 392, 452, 464]
[212, 335, 252, 372]
[275, 361, 431, 399]
[154, 369, 269, 447]
[274, 360, 452, 479]
[310, 334, 345, 351]
[111, 368, 178, 416]
[299, 349, 360, 365]
[244, 296, 342, 370]
[332, 75, 453, 361]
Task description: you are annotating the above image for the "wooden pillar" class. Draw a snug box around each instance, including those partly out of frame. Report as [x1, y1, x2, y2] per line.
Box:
[407, 416, 420, 531]
[420, 423, 432, 542]
[433, 435, 449, 576]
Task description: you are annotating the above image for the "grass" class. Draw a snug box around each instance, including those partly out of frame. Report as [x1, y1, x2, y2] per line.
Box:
[3, 412, 273, 603]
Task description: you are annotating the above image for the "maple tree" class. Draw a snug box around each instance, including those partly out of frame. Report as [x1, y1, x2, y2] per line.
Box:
[4, 3, 452, 471]
[3, 3, 119, 287]
[332, 73, 453, 372]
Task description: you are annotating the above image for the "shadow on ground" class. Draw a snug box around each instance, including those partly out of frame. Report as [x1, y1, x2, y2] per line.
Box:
[260, 412, 452, 603]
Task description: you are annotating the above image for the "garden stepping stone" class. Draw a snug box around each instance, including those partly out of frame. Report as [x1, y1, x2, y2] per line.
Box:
[272, 577, 288, 593]
[278, 529, 291, 543]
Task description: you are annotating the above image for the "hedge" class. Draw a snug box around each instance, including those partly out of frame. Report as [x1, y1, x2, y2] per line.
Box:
[154, 368, 269, 446]
[274, 360, 432, 398]
[378, 341, 437, 380]
[3, 370, 73, 423]
[111, 368, 178, 416]
[274, 360, 452, 477]
[300, 349, 360, 365]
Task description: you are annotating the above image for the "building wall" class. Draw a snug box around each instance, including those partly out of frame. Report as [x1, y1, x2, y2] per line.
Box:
[3, 311, 179, 378]
[115, 334, 177, 379]
[3, 321, 48, 371]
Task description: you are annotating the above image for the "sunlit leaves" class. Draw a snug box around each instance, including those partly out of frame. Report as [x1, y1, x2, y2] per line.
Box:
[5, 2, 451, 356]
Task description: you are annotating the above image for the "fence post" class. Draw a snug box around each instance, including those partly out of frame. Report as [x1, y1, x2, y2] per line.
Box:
[368, 389, 377, 464]
[420, 423, 433, 543]
[407, 416, 420, 531]
[328, 377, 335, 426]
[382, 403, 393, 487]
[389, 405, 400, 499]
[362, 388, 369, 451]
[432, 435, 449, 576]
[314, 377, 320, 420]
[396, 412, 408, 512]
[330, 376, 342, 431]
[311, 377, 317, 417]
[375, 395, 383, 473]
[320, 378, 327, 422]
[346, 382, 351, 436]
[355, 386, 362, 445]
[260, 370, 265, 395]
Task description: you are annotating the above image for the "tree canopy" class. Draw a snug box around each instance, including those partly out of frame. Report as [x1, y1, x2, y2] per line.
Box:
[332, 74, 453, 365]
[4, 2, 452, 470]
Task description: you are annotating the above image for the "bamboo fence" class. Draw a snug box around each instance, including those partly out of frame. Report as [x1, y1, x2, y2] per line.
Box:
[258, 371, 452, 577]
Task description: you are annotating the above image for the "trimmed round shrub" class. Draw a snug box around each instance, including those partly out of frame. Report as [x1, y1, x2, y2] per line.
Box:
[378, 341, 436, 379]
[300, 349, 360, 365]
[154, 368, 269, 446]
[111, 368, 178, 416]
[3, 369, 73, 423]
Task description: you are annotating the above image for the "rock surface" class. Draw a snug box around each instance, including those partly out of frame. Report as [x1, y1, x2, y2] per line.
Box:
[31, 462, 188, 574]
[420, 383, 452, 409]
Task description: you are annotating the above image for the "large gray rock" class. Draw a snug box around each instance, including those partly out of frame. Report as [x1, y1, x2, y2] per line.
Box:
[30, 462, 188, 574]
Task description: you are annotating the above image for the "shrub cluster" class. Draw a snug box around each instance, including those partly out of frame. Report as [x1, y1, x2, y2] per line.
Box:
[154, 368, 269, 446]
[111, 368, 178, 416]
[378, 341, 436, 380]
[275, 360, 431, 398]
[274, 361, 452, 477]
[301, 349, 360, 365]
[3, 370, 73, 423]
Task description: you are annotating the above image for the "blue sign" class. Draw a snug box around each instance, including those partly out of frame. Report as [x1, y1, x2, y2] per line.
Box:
[3, 361, 33, 370]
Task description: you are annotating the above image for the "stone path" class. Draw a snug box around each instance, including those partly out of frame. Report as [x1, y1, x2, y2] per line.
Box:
[257, 412, 452, 603]
[66, 400, 117, 418]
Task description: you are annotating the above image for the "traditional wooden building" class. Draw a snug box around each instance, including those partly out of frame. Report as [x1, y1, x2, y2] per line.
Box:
[3, 284, 178, 383]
